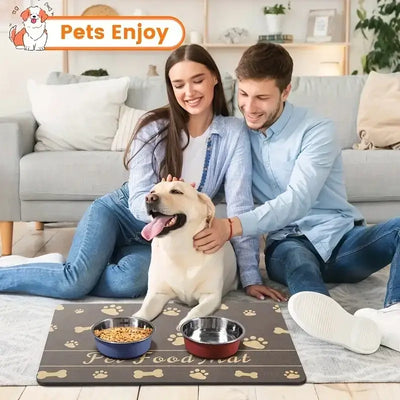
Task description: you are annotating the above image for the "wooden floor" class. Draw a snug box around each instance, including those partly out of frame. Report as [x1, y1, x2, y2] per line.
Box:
[1, 222, 400, 400]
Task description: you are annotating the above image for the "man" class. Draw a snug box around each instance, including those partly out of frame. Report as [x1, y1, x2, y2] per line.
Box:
[194, 42, 400, 354]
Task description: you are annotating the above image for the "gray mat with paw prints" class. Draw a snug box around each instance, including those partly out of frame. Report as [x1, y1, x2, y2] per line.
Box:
[37, 301, 306, 385]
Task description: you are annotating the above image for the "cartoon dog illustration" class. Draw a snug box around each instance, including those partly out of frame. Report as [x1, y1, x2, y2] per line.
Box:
[9, 6, 48, 51]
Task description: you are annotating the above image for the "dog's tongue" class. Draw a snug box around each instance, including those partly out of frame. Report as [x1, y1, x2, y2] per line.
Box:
[32, 18, 37, 23]
[141, 215, 172, 241]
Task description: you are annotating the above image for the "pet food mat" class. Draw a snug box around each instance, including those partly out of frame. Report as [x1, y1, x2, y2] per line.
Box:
[37, 301, 306, 385]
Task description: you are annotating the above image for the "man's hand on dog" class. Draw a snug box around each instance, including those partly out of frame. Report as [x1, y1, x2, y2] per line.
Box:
[246, 284, 287, 302]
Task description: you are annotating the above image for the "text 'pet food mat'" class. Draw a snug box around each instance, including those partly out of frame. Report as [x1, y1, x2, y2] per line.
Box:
[38, 301, 306, 385]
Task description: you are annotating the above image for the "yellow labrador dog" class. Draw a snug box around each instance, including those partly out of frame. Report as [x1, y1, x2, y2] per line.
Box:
[135, 180, 238, 329]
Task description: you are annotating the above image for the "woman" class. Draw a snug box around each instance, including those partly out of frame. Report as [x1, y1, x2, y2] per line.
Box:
[0, 44, 284, 302]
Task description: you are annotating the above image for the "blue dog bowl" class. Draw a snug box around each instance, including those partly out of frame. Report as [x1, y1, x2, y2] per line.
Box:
[92, 316, 154, 359]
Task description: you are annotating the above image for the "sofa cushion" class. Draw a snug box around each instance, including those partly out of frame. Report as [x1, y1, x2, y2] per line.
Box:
[20, 152, 128, 200]
[288, 76, 368, 149]
[342, 149, 400, 202]
[111, 105, 147, 151]
[46, 71, 235, 115]
[355, 71, 400, 149]
[28, 77, 130, 151]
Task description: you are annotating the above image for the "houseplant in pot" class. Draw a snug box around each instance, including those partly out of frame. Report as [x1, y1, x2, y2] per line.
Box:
[354, 0, 400, 73]
[263, 2, 291, 35]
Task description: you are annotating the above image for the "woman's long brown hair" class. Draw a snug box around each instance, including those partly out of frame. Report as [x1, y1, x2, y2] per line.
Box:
[123, 44, 229, 179]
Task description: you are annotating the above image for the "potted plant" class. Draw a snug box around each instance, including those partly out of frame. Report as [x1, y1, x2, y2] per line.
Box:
[354, 0, 400, 73]
[263, 2, 291, 35]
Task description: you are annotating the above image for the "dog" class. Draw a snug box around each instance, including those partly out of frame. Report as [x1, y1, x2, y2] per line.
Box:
[134, 180, 238, 329]
[9, 6, 48, 51]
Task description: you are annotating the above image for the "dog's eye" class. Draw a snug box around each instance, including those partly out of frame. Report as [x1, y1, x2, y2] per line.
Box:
[170, 189, 183, 195]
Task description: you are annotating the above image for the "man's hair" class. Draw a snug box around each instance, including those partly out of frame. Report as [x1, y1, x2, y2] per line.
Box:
[235, 42, 293, 92]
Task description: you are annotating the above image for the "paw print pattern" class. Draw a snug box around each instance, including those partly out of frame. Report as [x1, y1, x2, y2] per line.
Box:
[220, 303, 229, 310]
[64, 340, 79, 349]
[101, 304, 124, 316]
[243, 309, 256, 317]
[74, 308, 84, 314]
[49, 324, 58, 333]
[93, 370, 108, 379]
[273, 304, 281, 313]
[189, 368, 209, 380]
[243, 336, 268, 349]
[273, 326, 289, 335]
[167, 333, 184, 346]
[163, 307, 181, 316]
[284, 370, 300, 379]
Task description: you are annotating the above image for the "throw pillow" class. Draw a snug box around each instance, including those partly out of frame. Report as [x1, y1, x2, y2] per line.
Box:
[28, 77, 130, 151]
[111, 105, 147, 151]
[354, 71, 400, 150]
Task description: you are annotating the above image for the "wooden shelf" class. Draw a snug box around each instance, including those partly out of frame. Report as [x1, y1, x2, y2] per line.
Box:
[204, 42, 350, 49]
[203, 0, 351, 74]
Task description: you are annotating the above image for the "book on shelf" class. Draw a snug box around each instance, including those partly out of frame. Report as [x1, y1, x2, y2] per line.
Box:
[258, 34, 293, 43]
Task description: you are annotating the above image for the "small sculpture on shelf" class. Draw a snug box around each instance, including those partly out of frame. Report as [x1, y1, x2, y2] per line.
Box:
[147, 65, 159, 77]
[221, 27, 249, 44]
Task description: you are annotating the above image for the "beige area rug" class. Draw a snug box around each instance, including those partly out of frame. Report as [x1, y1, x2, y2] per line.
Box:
[0, 267, 399, 385]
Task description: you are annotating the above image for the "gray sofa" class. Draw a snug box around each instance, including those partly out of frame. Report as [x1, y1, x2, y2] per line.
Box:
[1, 73, 400, 255]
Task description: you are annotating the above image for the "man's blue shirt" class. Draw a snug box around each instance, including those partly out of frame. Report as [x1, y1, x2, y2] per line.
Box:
[239, 102, 364, 261]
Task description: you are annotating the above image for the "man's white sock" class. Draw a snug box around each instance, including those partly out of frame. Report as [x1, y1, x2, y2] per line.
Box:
[355, 303, 400, 352]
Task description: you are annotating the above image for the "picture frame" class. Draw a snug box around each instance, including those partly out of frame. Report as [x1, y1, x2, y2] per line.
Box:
[306, 9, 336, 43]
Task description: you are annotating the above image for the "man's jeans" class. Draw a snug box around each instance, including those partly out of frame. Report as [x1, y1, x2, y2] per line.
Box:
[265, 218, 400, 307]
[0, 183, 151, 299]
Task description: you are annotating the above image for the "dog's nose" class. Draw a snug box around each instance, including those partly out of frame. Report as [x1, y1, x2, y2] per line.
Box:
[146, 193, 159, 204]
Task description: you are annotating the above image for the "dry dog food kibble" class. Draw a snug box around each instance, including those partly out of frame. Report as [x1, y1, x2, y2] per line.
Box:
[94, 327, 153, 342]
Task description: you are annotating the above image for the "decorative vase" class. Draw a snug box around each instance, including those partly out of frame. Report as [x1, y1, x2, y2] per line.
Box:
[147, 65, 159, 77]
[265, 14, 284, 35]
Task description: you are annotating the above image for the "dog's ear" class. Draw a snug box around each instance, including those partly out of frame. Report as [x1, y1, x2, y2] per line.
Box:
[39, 8, 48, 22]
[197, 192, 215, 228]
[21, 8, 30, 21]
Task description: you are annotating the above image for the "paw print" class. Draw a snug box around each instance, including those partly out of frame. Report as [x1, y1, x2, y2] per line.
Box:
[189, 368, 209, 380]
[74, 308, 84, 314]
[101, 304, 124, 316]
[243, 309, 256, 317]
[167, 333, 184, 346]
[243, 336, 268, 349]
[273, 304, 281, 313]
[220, 303, 229, 310]
[273, 327, 288, 335]
[49, 324, 58, 332]
[163, 307, 181, 316]
[93, 370, 108, 379]
[284, 370, 300, 379]
[64, 340, 79, 349]
[55, 304, 64, 311]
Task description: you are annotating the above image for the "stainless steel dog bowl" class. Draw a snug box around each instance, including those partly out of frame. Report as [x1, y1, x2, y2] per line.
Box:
[181, 317, 245, 359]
[91, 316, 155, 359]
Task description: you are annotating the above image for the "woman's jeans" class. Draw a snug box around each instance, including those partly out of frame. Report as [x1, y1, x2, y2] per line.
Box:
[265, 217, 400, 307]
[0, 183, 151, 299]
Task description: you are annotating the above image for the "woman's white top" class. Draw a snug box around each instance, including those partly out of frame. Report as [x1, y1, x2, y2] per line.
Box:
[181, 126, 211, 188]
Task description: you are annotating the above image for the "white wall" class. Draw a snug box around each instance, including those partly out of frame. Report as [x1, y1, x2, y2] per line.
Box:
[0, 0, 376, 117]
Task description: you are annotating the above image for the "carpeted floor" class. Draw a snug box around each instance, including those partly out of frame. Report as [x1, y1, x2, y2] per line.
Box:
[0, 266, 399, 385]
